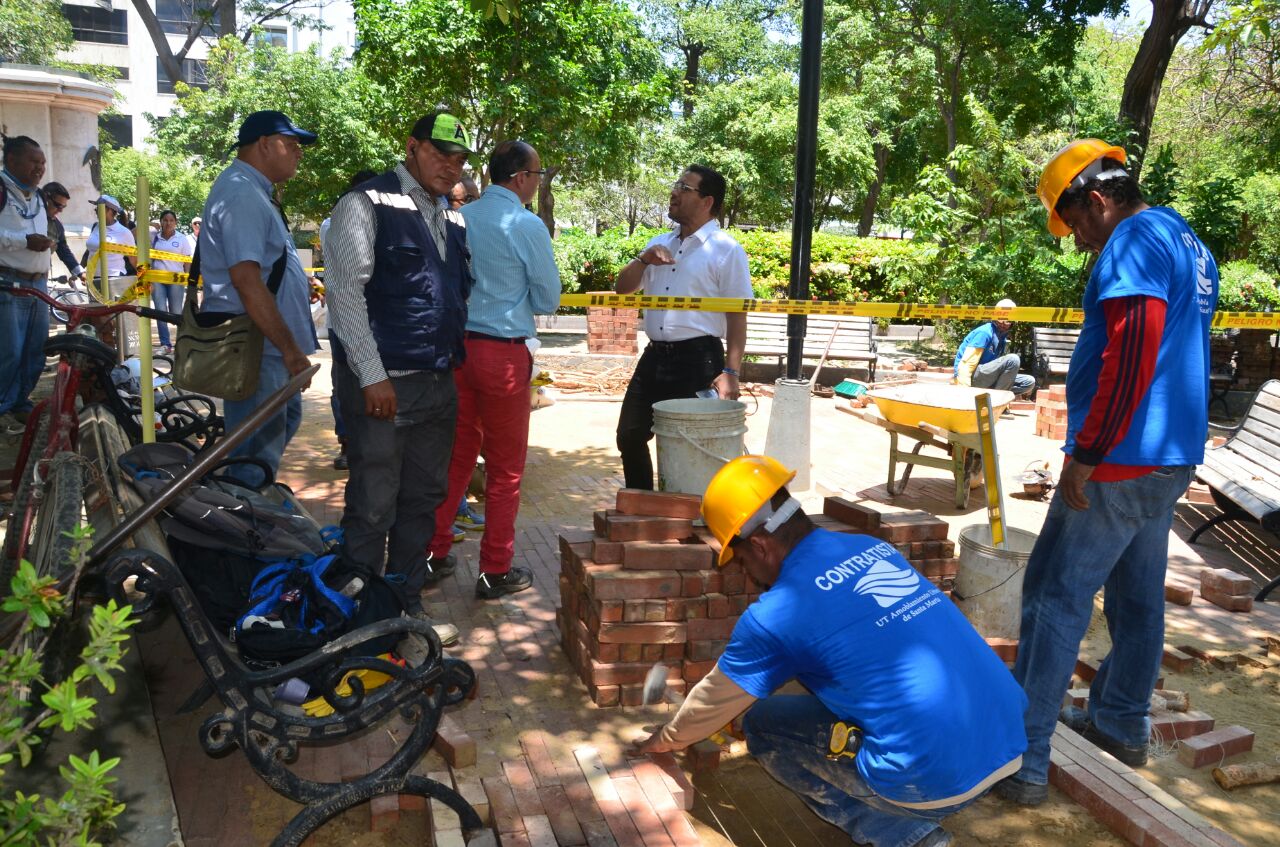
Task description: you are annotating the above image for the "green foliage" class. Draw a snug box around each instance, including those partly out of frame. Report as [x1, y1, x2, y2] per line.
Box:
[1142, 145, 1179, 208]
[552, 226, 664, 294]
[1240, 172, 1280, 274]
[0, 0, 73, 65]
[0, 526, 136, 845]
[99, 147, 212, 226]
[152, 37, 399, 222]
[1217, 261, 1280, 311]
[1178, 170, 1245, 263]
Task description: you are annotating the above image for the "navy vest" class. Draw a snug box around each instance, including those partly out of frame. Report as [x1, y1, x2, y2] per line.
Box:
[333, 170, 470, 372]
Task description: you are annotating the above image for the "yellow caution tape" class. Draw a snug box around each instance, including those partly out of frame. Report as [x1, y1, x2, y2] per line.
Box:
[559, 293, 1275, 330]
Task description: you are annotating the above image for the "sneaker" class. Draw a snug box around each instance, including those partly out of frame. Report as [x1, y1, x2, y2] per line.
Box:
[422, 552, 457, 584]
[333, 445, 348, 471]
[456, 502, 485, 530]
[476, 566, 533, 599]
[994, 775, 1048, 806]
[1060, 706, 1148, 766]
[452, 524, 466, 543]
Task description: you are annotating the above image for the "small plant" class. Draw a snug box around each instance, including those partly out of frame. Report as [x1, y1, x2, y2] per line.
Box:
[0, 525, 136, 845]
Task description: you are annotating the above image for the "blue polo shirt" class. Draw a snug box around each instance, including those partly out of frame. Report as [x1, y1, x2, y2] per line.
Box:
[952, 322, 1007, 379]
[459, 184, 561, 338]
[197, 160, 317, 358]
[1064, 207, 1218, 466]
[718, 529, 1027, 805]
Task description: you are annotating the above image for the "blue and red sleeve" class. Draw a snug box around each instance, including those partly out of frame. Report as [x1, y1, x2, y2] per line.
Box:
[1072, 294, 1166, 470]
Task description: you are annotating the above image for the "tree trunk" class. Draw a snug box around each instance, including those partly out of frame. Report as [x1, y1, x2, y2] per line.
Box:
[131, 0, 186, 89]
[218, 0, 237, 37]
[1118, 0, 1214, 179]
[858, 141, 891, 237]
[681, 45, 703, 118]
[537, 165, 560, 237]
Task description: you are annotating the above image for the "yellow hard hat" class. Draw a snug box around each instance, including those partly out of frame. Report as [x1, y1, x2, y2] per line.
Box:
[702, 455, 797, 566]
[1037, 139, 1128, 237]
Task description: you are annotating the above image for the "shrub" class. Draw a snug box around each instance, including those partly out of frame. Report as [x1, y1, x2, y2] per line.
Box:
[1217, 261, 1280, 312]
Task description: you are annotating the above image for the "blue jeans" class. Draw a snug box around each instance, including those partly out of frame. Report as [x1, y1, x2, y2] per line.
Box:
[0, 277, 50, 415]
[972, 354, 1035, 396]
[151, 281, 185, 347]
[222, 355, 302, 487]
[1011, 465, 1194, 784]
[743, 695, 968, 847]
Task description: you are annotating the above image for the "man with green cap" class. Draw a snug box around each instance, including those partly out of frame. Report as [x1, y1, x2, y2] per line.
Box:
[324, 112, 474, 646]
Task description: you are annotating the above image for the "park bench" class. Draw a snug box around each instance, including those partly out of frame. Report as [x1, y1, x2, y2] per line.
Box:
[1190, 379, 1280, 601]
[745, 313, 878, 381]
[1031, 326, 1081, 387]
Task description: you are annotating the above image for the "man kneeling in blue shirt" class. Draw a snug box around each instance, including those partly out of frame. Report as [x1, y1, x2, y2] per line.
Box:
[630, 455, 1028, 847]
[953, 298, 1035, 396]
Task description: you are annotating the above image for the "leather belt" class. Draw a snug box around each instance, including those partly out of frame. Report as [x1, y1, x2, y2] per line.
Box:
[646, 336, 717, 354]
[465, 331, 527, 344]
[0, 266, 44, 282]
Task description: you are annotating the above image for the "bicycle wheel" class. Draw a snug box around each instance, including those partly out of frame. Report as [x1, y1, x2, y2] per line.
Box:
[1, 407, 52, 590]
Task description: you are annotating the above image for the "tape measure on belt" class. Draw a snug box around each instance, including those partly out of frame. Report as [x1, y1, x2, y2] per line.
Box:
[827, 721, 862, 760]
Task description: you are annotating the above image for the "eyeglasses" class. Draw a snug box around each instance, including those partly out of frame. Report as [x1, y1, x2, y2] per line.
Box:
[514, 169, 548, 178]
[673, 180, 704, 195]
[48, 199, 67, 212]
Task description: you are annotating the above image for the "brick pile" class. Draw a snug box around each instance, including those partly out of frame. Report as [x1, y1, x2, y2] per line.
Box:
[1035, 383, 1068, 440]
[820, 497, 958, 595]
[557, 488, 761, 707]
[586, 307, 639, 356]
[1199, 567, 1254, 613]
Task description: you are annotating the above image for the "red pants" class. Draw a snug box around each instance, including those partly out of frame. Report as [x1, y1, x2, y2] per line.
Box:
[429, 337, 533, 574]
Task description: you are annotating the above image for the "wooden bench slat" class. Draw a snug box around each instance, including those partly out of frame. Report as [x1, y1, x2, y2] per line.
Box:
[1197, 466, 1280, 520]
[1202, 449, 1280, 507]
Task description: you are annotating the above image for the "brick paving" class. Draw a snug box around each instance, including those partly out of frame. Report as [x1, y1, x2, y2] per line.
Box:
[127, 346, 1280, 846]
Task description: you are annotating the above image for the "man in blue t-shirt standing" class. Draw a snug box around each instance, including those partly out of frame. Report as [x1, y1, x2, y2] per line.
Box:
[631, 455, 1027, 847]
[952, 298, 1035, 396]
[996, 140, 1219, 806]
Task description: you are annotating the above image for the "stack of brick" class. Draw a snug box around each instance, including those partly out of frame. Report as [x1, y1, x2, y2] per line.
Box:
[585, 307, 638, 356]
[1199, 567, 1255, 613]
[1035, 383, 1068, 440]
[819, 497, 958, 595]
[557, 488, 761, 707]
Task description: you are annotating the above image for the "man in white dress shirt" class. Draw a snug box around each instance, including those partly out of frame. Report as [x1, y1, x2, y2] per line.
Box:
[613, 164, 752, 490]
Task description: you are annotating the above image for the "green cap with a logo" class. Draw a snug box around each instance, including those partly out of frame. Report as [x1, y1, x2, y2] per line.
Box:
[412, 112, 472, 155]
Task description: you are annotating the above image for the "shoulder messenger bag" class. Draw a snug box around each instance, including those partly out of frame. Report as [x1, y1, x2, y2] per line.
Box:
[172, 240, 288, 401]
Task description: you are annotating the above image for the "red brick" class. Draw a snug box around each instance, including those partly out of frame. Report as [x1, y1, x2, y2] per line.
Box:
[612, 775, 676, 847]
[1150, 711, 1215, 744]
[662, 643, 683, 661]
[918, 558, 959, 579]
[590, 684, 620, 707]
[597, 622, 687, 644]
[1075, 658, 1099, 683]
[1165, 583, 1194, 606]
[875, 512, 947, 543]
[555, 765, 605, 823]
[581, 819, 622, 847]
[683, 739, 721, 772]
[370, 793, 400, 831]
[666, 597, 705, 620]
[622, 541, 715, 571]
[685, 638, 728, 662]
[985, 638, 1018, 662]
[616, 489, 702, 519]
[606, 515, 694, 543]
[646, 753, 694, 811]
[433, 714, 476, 768]
[598, 600, 625, 623]
[593, 539, 626, 564]
[641, 644, 663, 661]
[1199, 567, 1253, 597]
[704, 593, 730, 618]
[1163, 646, 1197, 672]
[587, 570, 682, 601]
[504, 761, 546, 817]
[1175, 725, 1254, 768]
[619, 643, 642, 663]
[645, 599, 667, 622]
[523, 814, 561, 847]
[588, 659, 681, 686]
[537, 785, 588, 845]
[593, 510, 616, 537]
[1200, 586, 1253, 613]
[520, 731, 562, 787]
[683, 659, 715, 683]
[686, 615, 739, 641]
[483, 776, 525, 835]
[822, 496, 881, 531]
[720, 570, 746, 595]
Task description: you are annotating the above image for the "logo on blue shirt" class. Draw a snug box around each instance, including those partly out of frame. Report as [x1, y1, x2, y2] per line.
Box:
[853, 560, 922, 608]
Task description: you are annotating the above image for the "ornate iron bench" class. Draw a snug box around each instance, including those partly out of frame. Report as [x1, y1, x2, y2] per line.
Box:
[1190, 379, 1280, 601]
[104, 548, 483, 846]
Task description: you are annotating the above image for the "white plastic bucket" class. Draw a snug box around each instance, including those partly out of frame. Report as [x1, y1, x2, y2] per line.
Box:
[952, 524, 1039, 640]
[651, 398, 747, 495]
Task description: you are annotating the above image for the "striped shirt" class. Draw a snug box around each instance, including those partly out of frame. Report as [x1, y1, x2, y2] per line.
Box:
[326, 163, 466, 387]
[459, 184, 560, 338]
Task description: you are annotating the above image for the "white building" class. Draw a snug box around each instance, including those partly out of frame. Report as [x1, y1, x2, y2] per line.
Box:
[59, 0, 357, 149]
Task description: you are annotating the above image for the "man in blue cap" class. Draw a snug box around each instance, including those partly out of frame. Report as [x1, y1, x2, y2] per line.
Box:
[197, 110, 319, 484]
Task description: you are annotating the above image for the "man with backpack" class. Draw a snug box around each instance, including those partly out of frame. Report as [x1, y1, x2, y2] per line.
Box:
[325, 112, 475, 645]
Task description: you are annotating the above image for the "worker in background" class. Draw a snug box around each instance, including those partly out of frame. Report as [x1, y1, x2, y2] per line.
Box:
[631, 455, 1028, 847]
[952, 298, 1035, 396]
[996, 140, 1218, 806]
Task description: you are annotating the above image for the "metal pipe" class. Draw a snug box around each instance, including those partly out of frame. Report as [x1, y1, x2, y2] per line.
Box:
[786, 0, 824, 380]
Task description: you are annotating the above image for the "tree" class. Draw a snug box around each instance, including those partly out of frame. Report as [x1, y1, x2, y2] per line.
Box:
[353, 0, 674, 233]
[129, 0, 334, 97]
[1117, 0, 1215, 177]
[100, 146, 212, 225]
[151, 38, 399, 221]
[0, 0, 73, 65]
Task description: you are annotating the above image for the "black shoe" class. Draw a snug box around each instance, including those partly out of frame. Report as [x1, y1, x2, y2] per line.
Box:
[476, 566, 533, 599]
[994, 775, 1048, 806]
[332, 447, 348, 471]
[1061, 705, 1147, 766]
[422, 552, 456, 583]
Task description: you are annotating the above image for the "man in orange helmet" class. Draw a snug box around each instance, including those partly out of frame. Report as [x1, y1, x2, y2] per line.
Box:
[995, 140, 1219, 806]
[630, 455, 1027, 847]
